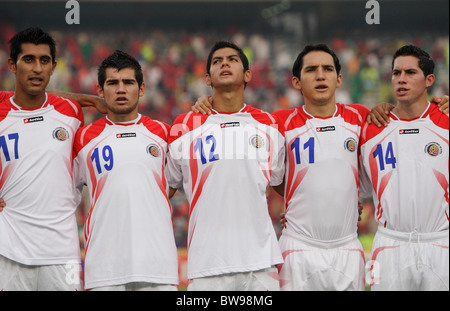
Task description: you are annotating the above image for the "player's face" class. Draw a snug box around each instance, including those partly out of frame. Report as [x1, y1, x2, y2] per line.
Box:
[98, 67, 144, 121]
[392, 56, 435, 105]
[205, 47, 251, 90]
[293, 51, 342, 106]
[8, 43, 56, 97]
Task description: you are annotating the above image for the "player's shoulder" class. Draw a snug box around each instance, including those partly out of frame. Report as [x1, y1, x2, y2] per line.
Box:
[360, 118, 389, 146]
[74, 117, 108, 154]
[47, 93, 84, 121]
[272, 107, 307, 132]
[425, 103, 449, 130]
[243, 105, 277, 125]
[0, 91, 14, 103]
[169, 111, 210, 144]
[138, 115, 170, 141]
[338, 103, 370, 125]
[0, 94, 14, 120]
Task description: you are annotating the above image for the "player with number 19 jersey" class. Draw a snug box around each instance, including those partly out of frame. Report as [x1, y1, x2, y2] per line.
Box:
[166, 105, 285, 280]
[73, 114, 179, 289]
[0, 93, 83, 265]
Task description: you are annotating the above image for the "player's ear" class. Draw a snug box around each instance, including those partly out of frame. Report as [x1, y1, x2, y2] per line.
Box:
[205, 73, 212, 87]
[139, 82, 145, 97]
[336, 74, 343, 89]
[244, 70, 252, 84]
[292, 76, 301, 91]
[7, 58, 17, 74]
[96, 84, 104, 98]
[425, 74, 435, 89]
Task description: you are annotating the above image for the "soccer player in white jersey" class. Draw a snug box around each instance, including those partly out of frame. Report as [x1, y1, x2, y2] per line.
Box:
[0, 27, 84, 290]
[359, 45, 449, 291]
[73, 50, 179, 291]
[166, 41, 285, 291]
[269, 44, 371, 291]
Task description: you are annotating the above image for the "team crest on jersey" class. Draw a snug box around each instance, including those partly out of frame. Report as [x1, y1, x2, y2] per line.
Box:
[249, 135, 264, 149]
[424, 142, 442, 157]
[344, 137, 357, 152]
[52, 127, 69, 141]
[147, 144, 161, 157]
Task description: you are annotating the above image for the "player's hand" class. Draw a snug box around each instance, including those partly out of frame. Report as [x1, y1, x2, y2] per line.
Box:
[192, 95, 213, 115]
[366, 103, 394, 127]
[431, 95, 449, 115]
[357, 201, 363, 222]
[280, 212, 287, 229]
[0, 198, 6, 212]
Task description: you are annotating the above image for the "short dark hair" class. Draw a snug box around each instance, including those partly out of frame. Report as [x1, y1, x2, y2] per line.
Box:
[206, 41, 250, 75]
[392, 45, 434, 76]
[8, 27, 56, 64]
[98, 50, 143, 88]
[292, 44, 341, 78]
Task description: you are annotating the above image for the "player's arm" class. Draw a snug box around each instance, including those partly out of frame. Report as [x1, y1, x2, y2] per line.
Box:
[169, 187, 177, 199]
[192, 95, 213, 115]
[49, 90, 107, 114]
[272, 181, 285, 197]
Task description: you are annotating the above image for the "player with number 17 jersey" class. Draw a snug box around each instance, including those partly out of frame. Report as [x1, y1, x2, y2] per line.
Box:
[0, 93, 83, 265]
[73, 114, 179, 290]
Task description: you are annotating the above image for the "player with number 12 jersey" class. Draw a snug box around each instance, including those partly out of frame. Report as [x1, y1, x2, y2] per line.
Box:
[166, 105, 285, 282]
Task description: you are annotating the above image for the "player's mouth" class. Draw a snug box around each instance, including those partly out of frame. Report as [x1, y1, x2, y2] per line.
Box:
[315, 84, 328, 92]
[395, 87, 409, 96]
[29, 76, 44, 86]
[115, 96, 128, 104]
[220, 70, 232, 77]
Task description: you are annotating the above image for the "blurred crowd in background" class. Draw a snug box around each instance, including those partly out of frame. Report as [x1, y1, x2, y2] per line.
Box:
[0, 21, 448, 256]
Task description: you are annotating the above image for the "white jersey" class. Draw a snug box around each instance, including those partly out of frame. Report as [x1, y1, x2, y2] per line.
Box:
[273, 103, 370, 241]
[359, 103, 449, 233]
[73, 114, 179, 289]
[167, 105, 285, 279]
[0, 93, 83, 265]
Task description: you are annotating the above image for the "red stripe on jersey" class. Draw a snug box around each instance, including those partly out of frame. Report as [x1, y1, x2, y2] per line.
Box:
[169, 112, 210, 144]
[138, 116, 170, 142]
[433, 169, 449, 204]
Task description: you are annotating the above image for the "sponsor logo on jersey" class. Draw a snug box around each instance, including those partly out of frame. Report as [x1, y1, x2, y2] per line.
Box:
[116, 133, 137, 138]
[249, 135, 264, 148]
[147, 143, 161, 157]
[220, 122, 240, 128]
[344, 137, 357, 152]
[53, 127, 69, 141]
[424, 142, 442, 156]
[399, 129, 419, 135]
[316, 126, 335, 132]
[24, 116, 44, 124]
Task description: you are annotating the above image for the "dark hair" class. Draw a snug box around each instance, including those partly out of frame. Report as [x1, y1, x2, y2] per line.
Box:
[206, 41, 250, 75]
[392, 45, 434, 76]
[8, 27, 56, 64]
[98, 50, 143, 88]
[292, 44, 341, 78]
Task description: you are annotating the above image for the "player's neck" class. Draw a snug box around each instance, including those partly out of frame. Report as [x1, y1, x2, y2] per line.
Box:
[107, 111, 140, 123]
[303, 100, 336, 117]
[13, 90, 46, 109]
[211, 89, 245, 113]
[393, 96, 429, 119]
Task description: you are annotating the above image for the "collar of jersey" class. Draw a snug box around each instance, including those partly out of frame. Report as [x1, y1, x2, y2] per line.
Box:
[9, 93, 49, 111]
[210, 104, 248, 115]
[390, 102, 431, 121]
[106, 114, 142, 126]
[301, 104, 338, 119]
